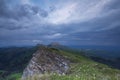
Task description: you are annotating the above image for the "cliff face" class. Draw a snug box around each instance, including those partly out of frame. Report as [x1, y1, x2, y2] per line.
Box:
[22, 46, 70, 79]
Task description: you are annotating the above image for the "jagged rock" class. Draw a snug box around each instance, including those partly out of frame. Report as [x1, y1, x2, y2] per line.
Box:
[22, 46, 70, 80]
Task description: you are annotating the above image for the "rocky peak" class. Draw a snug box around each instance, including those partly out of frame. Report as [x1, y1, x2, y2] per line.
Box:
[49, 42, 60, 46]
[22, 46, 70, 80]
[48, 42, 61, 47]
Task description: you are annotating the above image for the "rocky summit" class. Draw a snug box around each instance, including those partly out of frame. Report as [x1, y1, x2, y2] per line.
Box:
[22, 46, 70, 80]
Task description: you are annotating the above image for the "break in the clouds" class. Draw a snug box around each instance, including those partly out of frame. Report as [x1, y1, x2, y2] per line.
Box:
[0, 0, 120, 46]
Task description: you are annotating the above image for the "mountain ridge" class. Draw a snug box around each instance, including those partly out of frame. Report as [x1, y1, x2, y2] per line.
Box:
[22, 46, 70, 80]
[21, 44, 120, 80]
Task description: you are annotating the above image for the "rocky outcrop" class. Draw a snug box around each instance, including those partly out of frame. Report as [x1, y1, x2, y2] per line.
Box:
[22, 46, 70, 80]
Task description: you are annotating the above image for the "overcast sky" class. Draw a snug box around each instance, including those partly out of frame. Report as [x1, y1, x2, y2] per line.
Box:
[0, 0, 120, 47]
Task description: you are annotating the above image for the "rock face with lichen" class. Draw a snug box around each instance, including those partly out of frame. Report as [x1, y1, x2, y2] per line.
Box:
[22, 45, 70, 80]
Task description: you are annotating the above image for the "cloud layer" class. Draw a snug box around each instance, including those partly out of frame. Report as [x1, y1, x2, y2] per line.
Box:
[0, 0, 120, 46]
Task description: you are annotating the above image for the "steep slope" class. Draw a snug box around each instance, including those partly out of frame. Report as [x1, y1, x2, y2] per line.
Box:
[22, 46, 70, 80]
[0, 47, 37, 80]
[0, 47, 37, 72]
[21, 45, 120, 80]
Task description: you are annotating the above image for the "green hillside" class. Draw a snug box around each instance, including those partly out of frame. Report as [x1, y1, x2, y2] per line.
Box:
[23, 48, 120, 80]
[0, 47, 37, 80]
[1, 47, 120, 80]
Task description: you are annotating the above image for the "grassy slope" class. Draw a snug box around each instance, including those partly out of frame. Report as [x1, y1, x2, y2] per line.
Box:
[24, 48, 120, 80]
[2, 48, 120, 80]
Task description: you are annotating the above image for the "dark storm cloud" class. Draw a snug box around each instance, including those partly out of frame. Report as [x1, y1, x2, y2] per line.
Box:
[0, 0, 120, 46]
[0, 0, 9, 18]
[0, 0, 48, 18]
[0, 0, 48, 30]
[15, 4, 48, 19]
[104, 0, 120, 10]
[62, 27, 120, 46]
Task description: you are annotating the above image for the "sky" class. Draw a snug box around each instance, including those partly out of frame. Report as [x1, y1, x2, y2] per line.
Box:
[0, 0, 120, 47]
